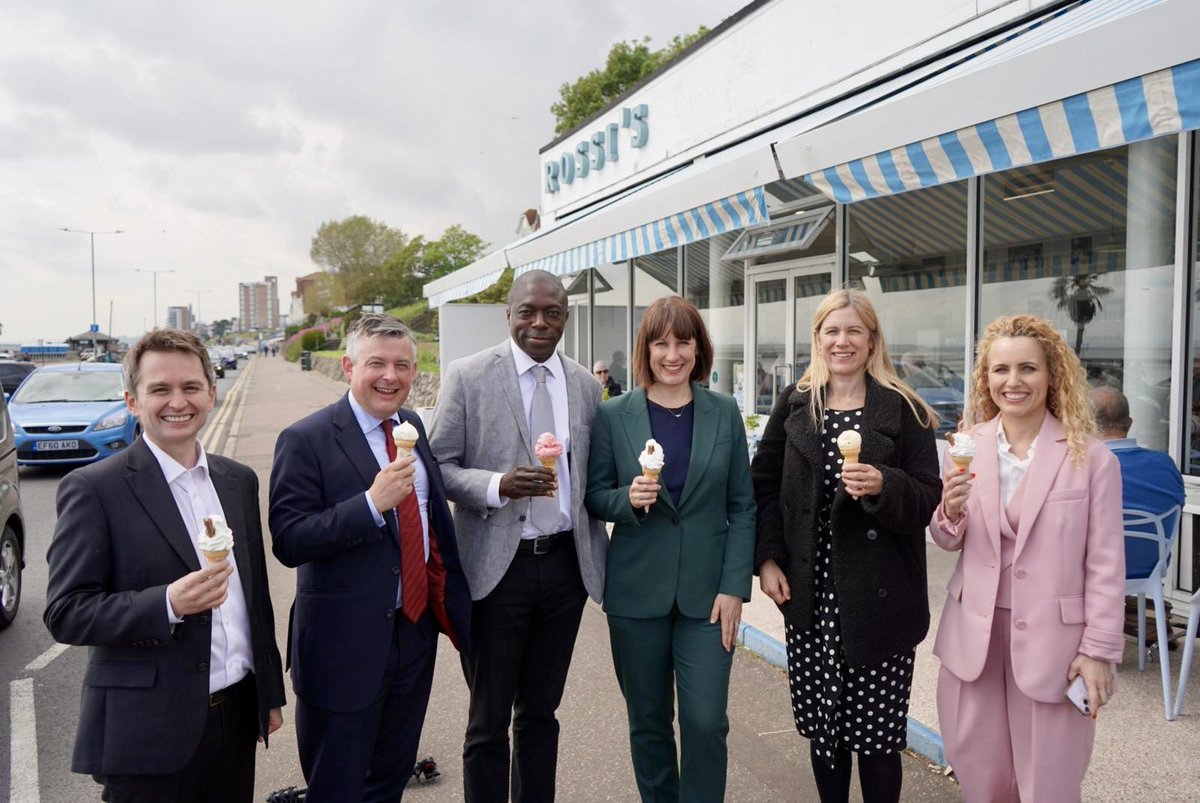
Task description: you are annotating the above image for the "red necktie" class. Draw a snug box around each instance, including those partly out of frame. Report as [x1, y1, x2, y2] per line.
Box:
[382, 419, 428, 622]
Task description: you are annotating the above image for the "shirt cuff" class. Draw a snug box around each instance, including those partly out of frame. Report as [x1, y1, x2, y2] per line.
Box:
[166, 587, 184, 625]
[365, 491, 386, 527]
[487, 473, 508, 509]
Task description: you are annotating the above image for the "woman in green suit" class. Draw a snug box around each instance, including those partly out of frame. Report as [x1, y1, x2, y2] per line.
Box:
[586, 295, 756, 802]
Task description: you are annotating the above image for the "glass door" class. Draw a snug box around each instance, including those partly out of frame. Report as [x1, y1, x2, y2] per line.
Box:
[748, 260, 836, 416]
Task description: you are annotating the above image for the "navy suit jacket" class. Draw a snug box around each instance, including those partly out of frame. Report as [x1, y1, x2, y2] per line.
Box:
[269, 394, 471, 713]
[44, 437, 286, 776]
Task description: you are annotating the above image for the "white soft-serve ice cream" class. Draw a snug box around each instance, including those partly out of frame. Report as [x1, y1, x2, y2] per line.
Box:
[836, 429, 862, 464]
[198, 514, 234, 563]
[638, 439, 665, 473]
[393, 420, 420, 455]
[948, 432, 976, 471]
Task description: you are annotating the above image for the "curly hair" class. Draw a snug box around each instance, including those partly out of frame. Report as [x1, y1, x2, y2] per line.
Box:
[795, 288, 938, 430]
[964, 314, 1096, 464]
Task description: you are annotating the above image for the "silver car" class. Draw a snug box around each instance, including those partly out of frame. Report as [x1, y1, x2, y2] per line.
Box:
[0, 389, 24, 629]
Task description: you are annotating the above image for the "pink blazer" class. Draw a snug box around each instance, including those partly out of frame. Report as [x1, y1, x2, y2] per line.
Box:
[930, 412, 1125, 702]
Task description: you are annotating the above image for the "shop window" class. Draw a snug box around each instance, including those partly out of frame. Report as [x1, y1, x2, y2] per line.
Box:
[848, 181, 969, 434]
[982, 139, 1178, 452]
[685, 234, 744, 406]
[593, 263, 630, 392]
[559, 270, 590, 365]
[1187, 136, 1200, 475]
[633, 249, 679, 335]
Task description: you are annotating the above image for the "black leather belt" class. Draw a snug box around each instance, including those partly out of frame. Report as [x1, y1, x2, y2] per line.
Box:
[517, 530, 572, 556]
[209, 674, 253, 707]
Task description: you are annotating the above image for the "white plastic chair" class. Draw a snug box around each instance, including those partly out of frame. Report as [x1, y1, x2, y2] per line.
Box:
[1123, 506, 1180, 721]
[1172, 587, 1199, 719]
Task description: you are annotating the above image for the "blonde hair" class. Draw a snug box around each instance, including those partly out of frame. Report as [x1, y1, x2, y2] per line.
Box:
[964, 315, 1096, 464]
[795, 288, 938, 430]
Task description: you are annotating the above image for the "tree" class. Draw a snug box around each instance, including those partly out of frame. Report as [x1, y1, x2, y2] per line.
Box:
[1051, 273, 1113, 354]
[211, 319, 232, 339]
[419, 225, 489, 282]
[309, 215, 417, 306]
[303, 272, 347, 318]
[551, 27, 710, 136]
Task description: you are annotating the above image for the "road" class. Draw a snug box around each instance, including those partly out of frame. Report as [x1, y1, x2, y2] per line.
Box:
[1, 355, 959, 802]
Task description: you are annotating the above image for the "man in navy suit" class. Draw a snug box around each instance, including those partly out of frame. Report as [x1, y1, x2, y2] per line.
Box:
[269, 314, 471, 802]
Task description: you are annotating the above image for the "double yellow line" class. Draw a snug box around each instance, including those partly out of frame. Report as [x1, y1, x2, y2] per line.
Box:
[200, 357, 255, 457]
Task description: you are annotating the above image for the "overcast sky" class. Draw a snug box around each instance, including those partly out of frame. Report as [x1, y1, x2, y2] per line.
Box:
[0, 1, 742, 344]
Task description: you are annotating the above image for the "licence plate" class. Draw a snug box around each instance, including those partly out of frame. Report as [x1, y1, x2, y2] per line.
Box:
[34, 440, 79, 452]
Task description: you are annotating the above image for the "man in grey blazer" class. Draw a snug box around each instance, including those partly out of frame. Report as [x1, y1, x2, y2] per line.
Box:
[430, 269, 607, 803]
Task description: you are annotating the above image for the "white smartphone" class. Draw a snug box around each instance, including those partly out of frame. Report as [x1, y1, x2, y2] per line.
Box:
[1067, 675, 1102, 716]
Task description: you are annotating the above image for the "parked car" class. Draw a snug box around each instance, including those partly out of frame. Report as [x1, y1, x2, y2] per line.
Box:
[219, 347, 238, 371]
[895, 360, 964, 435]
[8, 363, 139, 466]
[207, 348, 226, 379]
[0, 387, 24, 629]
[0, 359, 36, 396]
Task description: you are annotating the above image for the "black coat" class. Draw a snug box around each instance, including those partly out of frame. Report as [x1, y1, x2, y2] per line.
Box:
[752, 377, 942, 666]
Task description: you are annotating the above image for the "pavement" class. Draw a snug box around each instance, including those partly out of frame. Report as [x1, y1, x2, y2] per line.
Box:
[217, 355, 1198, 801]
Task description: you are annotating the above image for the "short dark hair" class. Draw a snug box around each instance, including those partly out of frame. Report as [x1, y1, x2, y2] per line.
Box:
[125, 328, 215, 391]
[1090, 385, 1132, 435]
[632, 296, 714, 389]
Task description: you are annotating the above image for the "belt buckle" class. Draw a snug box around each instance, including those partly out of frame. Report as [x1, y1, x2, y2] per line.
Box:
[532, 535, 552, 556]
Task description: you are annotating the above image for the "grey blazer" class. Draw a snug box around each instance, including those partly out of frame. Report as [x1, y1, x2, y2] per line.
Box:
[430, 340, 608, 602]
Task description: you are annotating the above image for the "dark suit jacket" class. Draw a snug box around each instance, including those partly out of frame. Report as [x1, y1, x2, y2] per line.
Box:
[751, 377, 942, 666]
[268, 396, 471, 713]
[585, 385, 756, 619]
[43, 437, 286, 776]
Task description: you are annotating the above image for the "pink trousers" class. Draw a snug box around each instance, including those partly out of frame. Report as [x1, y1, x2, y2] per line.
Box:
[937, 614, 1096, 802]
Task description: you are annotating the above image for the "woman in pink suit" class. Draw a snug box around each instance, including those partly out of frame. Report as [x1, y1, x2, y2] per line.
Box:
[932, 315, 1124, 802]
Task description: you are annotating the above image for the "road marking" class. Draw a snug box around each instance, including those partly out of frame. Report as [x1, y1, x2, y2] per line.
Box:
[200, 358, 255, 455]
[9, 678, 40, 803]
[23, 643, 68, 673]
[756, 729, 795, 736]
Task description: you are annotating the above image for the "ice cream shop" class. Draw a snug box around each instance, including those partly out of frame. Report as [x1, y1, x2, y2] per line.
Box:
[424, 0, 1200, 603]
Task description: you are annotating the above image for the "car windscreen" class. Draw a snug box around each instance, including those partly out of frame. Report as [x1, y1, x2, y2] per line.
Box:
[11, 371, 125, 403]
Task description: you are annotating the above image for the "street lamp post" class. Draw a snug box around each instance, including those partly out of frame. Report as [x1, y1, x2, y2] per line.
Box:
[134, 269, 176, 329]
[59, 227, 124, 355]
[184, 288, 213, 332]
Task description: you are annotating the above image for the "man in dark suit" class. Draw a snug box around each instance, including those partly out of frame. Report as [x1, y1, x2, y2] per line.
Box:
[269, 313, 471, 803]
[430, 270, 608, 802]
[44, 328, 286, 803]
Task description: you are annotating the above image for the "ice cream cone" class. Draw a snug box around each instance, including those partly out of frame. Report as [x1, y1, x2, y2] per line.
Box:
[839, 448, 860, 466]
[394, 438, 417, 458]
[950, 455, 973, 473]
[538, 456, 558, 496]
[202, 548, 229, 565]
[641, 469, 661, 512]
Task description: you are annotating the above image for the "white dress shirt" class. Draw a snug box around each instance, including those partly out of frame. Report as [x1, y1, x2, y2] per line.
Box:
[148, 435, 253, 694]
[996, 421, 1036, 509]
[485, 339, 573, 537]
[347, 392, 430, 607]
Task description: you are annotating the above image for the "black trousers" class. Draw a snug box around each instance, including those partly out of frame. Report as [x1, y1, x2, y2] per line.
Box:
[100, 673, 258, 803]
[296, 610, 438, 803]
[462, 539, 588, 803]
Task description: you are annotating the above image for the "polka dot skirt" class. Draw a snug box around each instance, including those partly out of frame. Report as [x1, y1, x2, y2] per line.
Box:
[785, 408, 915, 765]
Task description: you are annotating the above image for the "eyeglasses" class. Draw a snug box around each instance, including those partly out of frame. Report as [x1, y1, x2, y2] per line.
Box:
[595, 370, 609, 375]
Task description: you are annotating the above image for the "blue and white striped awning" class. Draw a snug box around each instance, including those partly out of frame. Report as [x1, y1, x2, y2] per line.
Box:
[804, 58, 1200, 204]
[513, 187, 768, 276]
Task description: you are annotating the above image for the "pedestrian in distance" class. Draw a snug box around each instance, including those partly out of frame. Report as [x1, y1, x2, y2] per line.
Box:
[44, 328, 286, 803]
[933, 315, 1124, 802]
[430, 269, 608, 803]
[268, 313, 471, 802]
[585, 295, 755, 802]
[593, 359, 622, 399]
[752, 288, 942, 803]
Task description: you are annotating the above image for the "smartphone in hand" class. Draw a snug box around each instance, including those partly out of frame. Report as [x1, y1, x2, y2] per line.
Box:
[1065, 675, 1094, 716]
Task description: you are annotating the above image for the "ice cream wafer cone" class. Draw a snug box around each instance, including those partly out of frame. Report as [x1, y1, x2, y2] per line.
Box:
[200, 517, 228, 564]
[539, 456, 558, 496]
[641, 469, 661, 512]
[950, 454, 973, 473]
[839, 448, 860, 466]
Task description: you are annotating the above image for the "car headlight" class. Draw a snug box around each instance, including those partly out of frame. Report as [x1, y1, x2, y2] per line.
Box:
[94, 410, 129, 431]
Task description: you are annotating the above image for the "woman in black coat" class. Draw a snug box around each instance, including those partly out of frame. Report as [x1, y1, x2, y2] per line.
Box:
[752, 288, 942, 803]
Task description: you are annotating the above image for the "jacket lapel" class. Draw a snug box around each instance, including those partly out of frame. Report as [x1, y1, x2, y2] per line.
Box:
[209, 459, 253, 603]
[677, 384, 716, 510]
[124, 439, 200, 572]
[620, 388, 678, 515]
[1014, 411, 1068, 560]
[333, 394, 396, 537]
[494, 343, 533, 461]
[972, 418, 1003, 560]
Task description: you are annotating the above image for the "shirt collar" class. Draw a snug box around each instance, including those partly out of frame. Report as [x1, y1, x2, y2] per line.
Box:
[347, 390, 399, 437]
[509, 338, 564, 380]
[996, 420, 1036, 462]
[142, 434, 208, 483]
[1104, 437, 1139, 451]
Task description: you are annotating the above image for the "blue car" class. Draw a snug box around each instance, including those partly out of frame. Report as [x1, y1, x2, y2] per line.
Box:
[9, 363, 140, 465]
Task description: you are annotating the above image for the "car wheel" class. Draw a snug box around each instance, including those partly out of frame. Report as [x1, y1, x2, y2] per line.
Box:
[0, 525, 21, 630]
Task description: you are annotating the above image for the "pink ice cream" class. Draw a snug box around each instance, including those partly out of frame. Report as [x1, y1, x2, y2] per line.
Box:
[534, 432, 563, 466]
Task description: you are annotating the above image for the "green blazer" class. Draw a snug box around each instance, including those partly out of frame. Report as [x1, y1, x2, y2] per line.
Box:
[585, 384, 756, 620]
